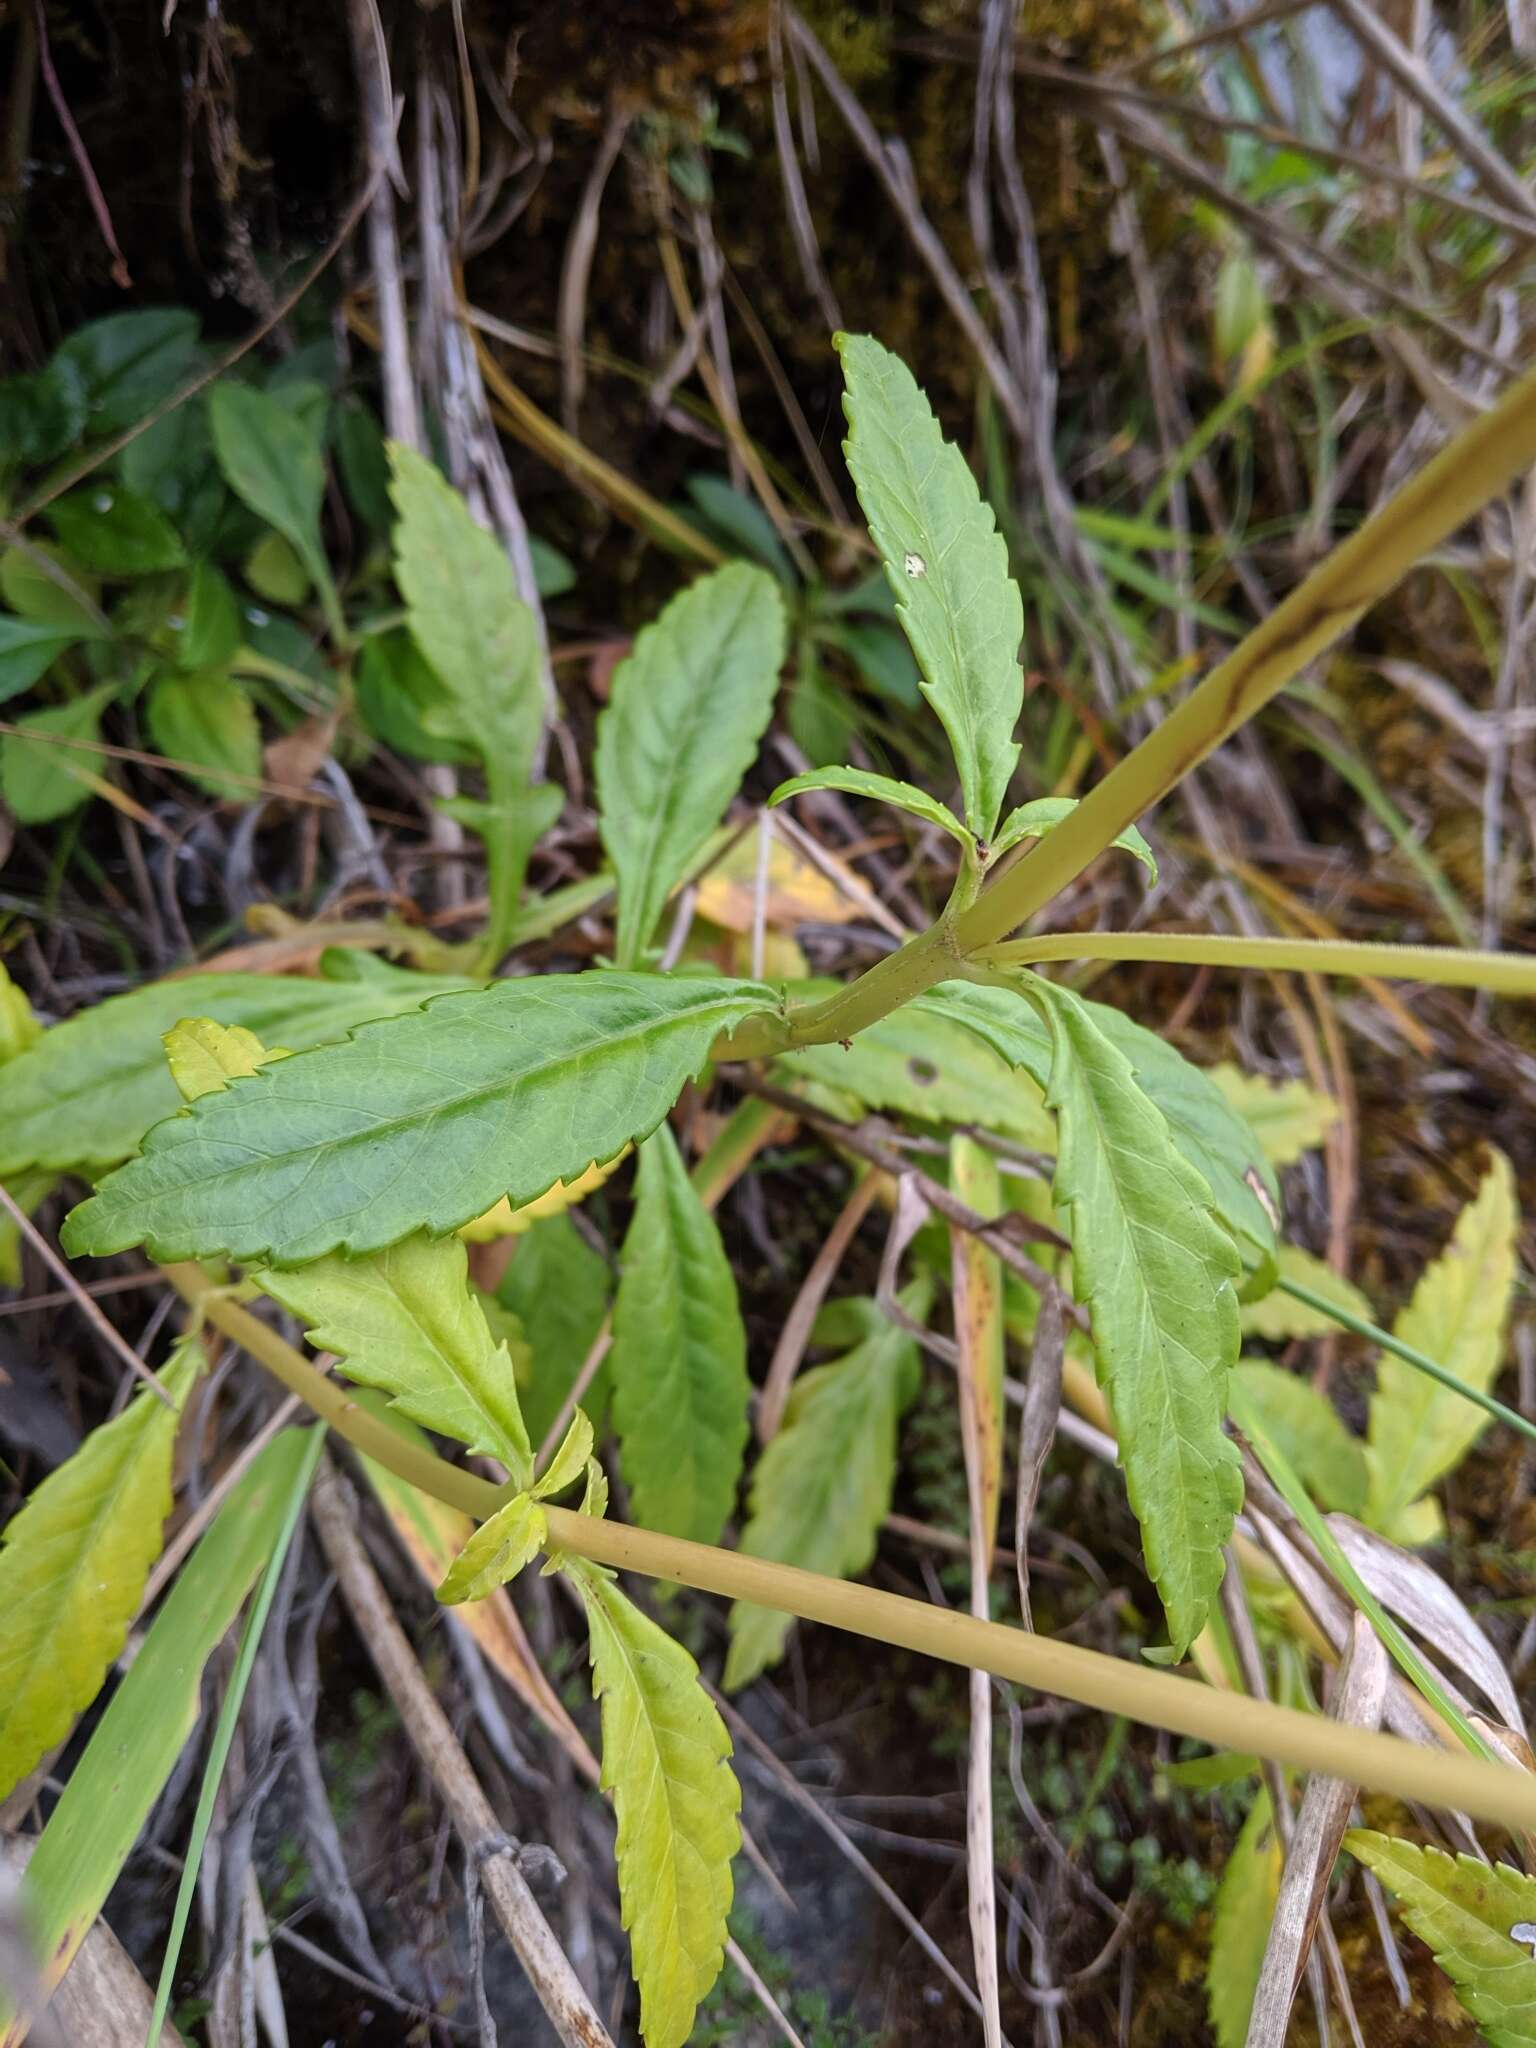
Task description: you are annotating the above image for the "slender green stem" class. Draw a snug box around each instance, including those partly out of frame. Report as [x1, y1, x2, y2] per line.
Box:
[979, 931, 1536, 995]
[164, 1262, 1536, 1831]
[1278, 1275, 1536, 1447]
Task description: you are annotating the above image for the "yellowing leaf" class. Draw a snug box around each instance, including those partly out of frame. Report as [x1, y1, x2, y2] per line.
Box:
[259, 1232, 534, 1487]
[1366, 1150, 1517, 1544]
[1346, 1830, 1536, 2046]
[726, 1298, 922, 1690]
[610, 1125, 749, 1546]
[436, 1494, 547, 1605]
[951, 1136, 1005, 1550]
[1240, 1244, 1373, 1341]
[0, 1336, 202, 1799]
[694, 827, 856, 935]
[566, 1557, 740, 2048]
[1208, 1063, 1339, 1166]
[0, 960, 41, 1062]
[458, 1151, 626, 1242]
[1208, 1787, 1282, 2048]
[164, 1015, 286, 1101]
[1024, 975, 1243, 1656]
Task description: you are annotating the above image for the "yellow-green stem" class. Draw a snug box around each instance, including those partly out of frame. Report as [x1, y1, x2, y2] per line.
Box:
[979, 931, 1536, 995]
[165, 1262, 1536, 1833]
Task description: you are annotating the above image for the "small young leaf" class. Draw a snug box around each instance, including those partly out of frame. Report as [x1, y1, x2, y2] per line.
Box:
[0, 683, 114, 824]
[0, 358, 87, 468]
[1346, 1830, 1536, 2048]
[1232, 1360, 1367, 1514]
[0, 961, 41, 1062]
[770, 766, 971, 849]
[1240, 1244, 1373, 1341]
[47, 485, 187, 576]
[496, 1213, 613, 1448]
[436, 1494, 547, 1605]
[0, 615, 98, 704]
[565, 1557, 740, 2048]
[990, 795, 1158, 881]
[258, 1231, 534, 1486]
[1365, 1149, 1517, 1545]
[1023, 976, 1243, 1655]
[0, 964, 471, 1179]
[0, 1336, 202, 1799]
[596, 561, 786, 964]
[0, 543, 102, 632]
[684, 473, 797, 583]
[726, 1302, 922, 1689]
[242, 530, 311, 606]
[164, 1016, 283, 1101]
[56, 309, 201, 437]
[1208, 1063, 1339, 1166]
[610, 1125, 750, 1546]
[145, 669, 261, 798]
[532, 1407, 595, 1500]
[1208, 1787, 1281, 2048]
[208, 382, 329, 594]
[834, 332, 1023, 840]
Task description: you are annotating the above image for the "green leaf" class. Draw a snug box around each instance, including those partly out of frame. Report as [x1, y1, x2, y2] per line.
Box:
[1232, 1360, 1367, 1513]
[436, 1493, 547, 1604]
[208, 381, 330, 596]
[145, 668, 261, 797]
[172, 561, 241, 670]
[56, 309, 201, 437]
[1208, 1062, 1339, 1166]
[0, 542, 102, 631]
[0, 682, 114, 824]
[1022, 975, 1243, 1655]
[596, 561, 786, 965]
[353, 627, 475, 766]
[565, 1556, 740, 2048]
[334, 399, 393, 533]
[817, 617, 922, 708]
[242, 529, 311, 606]
[0, 960, 42, 1063]
[726, 1300, 922, 1689]
[1365, 1149, 1518, 1545]
[532, 1407, 595, 1500]
[496, 1213, 612, 1446]
[0, 358, 87, 468]
[1207, 1788, 1281, 2048]
[769, 766, 970, 849]
[47, 485, 187, 576]
[529, 535, 576, 598]
[833, 332, 1023, 840]
[1346, 1830, 1536, 2047]
[259, 1231, 534, 1484]
[0, 1337, 202, 1800]
[684, 473, 797, 583]
[387, 442, 543, 775]
[64, 972, 777, 1266]
[925, 979, 1280, 1275]
[779, 995, 1056, 1150]
[1240, 1244, 1373, 1341]
[990, 795, 1158, 880]
[610, 1124, 750, 1545]
[0, 964, 471, 1179]
[0, 1428, 312, 2038]
[0, 615, 99, 705]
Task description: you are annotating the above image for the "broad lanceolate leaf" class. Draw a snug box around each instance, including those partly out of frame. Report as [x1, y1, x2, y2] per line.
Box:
[0, 1429, 311, 2045]
[610, 1124, 750, 1545]
[769, 766, 970, 849]
[0, 614, 103, 705]
[259, 1232, 533, 1485]
[1240, 1244, 1373, 1341]
[1022, 976, 1244, 1655]
[922, 979, 1280, 1275]
[208, 382, 329, 593]
[726, 1299, 922, 1690]
[1232, 1360, 1367, 1514]
[1365, 1149, 1517, 1546]
[1207, 1787, 1281, 2048]
[1346, 1830, 1536, 2047]
[47, 485, 187, 576]
[56, 309, 202, 438]
[0, 964, 470, 1178]
[834, 333, 1023, 841]
[0, 683, 114, 825]
[496, 1213, 613, 1447]
[145, 668, 262, 798]
[596, 562, 786, 965]
[1208, 1062, 1339, 1166]
[437, 1494, 547, 1604]
[0, 1338, 202, 1800]
[565, 1556, 740, 2048]
[64, 973, 776, 1265]
[990, 796, 1158, 881]
[388, 442, 545, 778]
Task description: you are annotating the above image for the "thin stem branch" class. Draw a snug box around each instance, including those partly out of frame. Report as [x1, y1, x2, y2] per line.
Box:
[979, 931, 1536, 995]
